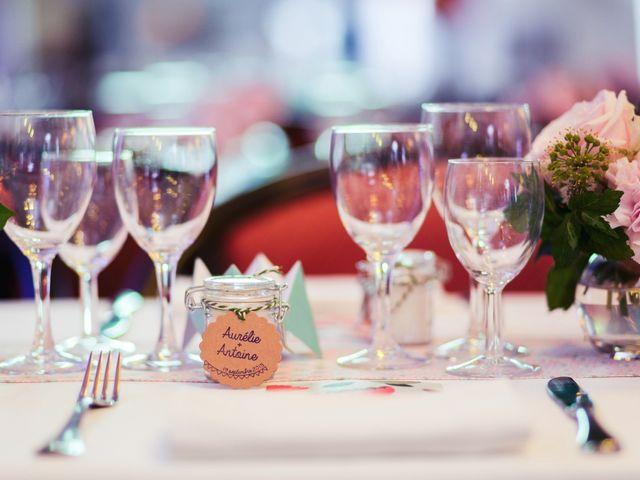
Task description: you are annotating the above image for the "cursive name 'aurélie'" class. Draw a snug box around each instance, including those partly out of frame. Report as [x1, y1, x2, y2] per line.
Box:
[221, 327, 261, 344]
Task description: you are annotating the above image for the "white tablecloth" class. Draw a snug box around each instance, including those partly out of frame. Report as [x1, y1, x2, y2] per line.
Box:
[0, 276, 639, 479]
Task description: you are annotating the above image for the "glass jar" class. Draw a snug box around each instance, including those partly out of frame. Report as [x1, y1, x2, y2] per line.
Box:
[576, 255, 640, 359]
[185, 274, 290, 347]
[357, 250, 448, 345]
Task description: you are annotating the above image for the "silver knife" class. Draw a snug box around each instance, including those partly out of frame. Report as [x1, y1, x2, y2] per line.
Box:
[547, 377, 620, 453]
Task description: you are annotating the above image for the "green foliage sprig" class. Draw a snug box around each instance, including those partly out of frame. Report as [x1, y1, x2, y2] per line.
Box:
[0, 203, 13, 229]
[541, 132, 633, 310]
[548, 132, 609, 196]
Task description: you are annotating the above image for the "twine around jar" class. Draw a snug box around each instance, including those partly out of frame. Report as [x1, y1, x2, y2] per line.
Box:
[391, 273, 427, 313]
[204, 298, 279, 321]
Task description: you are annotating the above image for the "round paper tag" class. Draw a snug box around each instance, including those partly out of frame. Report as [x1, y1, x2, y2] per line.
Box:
[199, 312, 282, 388]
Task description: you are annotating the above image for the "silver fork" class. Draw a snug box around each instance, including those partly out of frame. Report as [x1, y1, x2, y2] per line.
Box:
[39, 351, 121, 456]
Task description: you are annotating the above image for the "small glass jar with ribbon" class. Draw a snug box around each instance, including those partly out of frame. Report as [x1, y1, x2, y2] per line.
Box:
[357, 249, 449, 345]
[185, 270, 290, 388]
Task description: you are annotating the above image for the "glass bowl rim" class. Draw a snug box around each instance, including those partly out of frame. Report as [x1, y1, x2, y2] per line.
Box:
[420, 102, 529, 113]
[114, 127, 216, 137]
[0, 110, 93, 118]
[447, 157, 539, 165]
[331, 123, 429, 134]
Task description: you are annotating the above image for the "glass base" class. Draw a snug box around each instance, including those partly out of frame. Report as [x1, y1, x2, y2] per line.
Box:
[435, 337, 530, 359]
[0, 348, 84, 375]
[434, 337, 483, 360]
[612, 351, 640, 361]
[503, 341, 530, 356]
[123, 350, 202, 372]
[337, 346, 427, 370]
[446, 354, 540, 378]
[58, 335, 136, 360]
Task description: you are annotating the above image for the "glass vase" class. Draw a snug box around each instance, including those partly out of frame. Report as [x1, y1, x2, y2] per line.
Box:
[576, 255, 640, 359]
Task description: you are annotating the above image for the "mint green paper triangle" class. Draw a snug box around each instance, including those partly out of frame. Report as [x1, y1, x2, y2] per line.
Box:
[284, 263, 322, 357]
[224, 264, 242, 275]
[188, 259, 321, 357]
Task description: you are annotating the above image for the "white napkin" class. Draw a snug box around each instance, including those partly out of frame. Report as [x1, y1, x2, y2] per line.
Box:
[166, 381, 530, 458]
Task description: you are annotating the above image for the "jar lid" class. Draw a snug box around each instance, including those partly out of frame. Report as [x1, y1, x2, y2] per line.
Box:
[357, 249, 437, 275]
[396, 249, 437, 271]
[203, 275, 276, 294]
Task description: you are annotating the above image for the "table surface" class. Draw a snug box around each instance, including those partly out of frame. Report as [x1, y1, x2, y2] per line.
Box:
[1, 276, 639, 480]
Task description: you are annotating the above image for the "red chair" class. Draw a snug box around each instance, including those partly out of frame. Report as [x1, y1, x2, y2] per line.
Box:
[181, 167, 552, 292]
[51, 236, 153, 299]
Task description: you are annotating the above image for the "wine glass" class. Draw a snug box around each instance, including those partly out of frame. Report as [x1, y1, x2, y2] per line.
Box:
[420, 103, 531, 359]
[443, 158, 543, 377]
[58, 151, 134, 358]
[0, 111, 96, 374]
[113, 127, 217, 371]
[330, 124, 433, 369]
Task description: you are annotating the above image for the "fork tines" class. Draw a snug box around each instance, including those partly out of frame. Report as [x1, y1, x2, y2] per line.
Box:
[79, 351, 122, 403]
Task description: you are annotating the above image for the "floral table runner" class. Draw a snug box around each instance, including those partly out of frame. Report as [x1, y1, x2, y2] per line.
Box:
[2, 334, 638, 383]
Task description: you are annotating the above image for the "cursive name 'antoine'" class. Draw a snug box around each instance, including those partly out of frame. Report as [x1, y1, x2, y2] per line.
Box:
[216, 326, 262, 362]
[216, 343, 259, 361]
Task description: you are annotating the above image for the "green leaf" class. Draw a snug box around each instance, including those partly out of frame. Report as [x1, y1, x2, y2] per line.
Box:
[540, 178, 633, 310]
[566, 214, 580, 249]
[543, 182, 563, 227]
[503, 193, 531, 233]
[546, 254, 590, 310]
[568, 189, 622, 215]
[541, 183, 565, 245]
[585, 227, 634, 261]
[549, 216, 581, 267]
[504, 169, 543, 234]
[0, 203, 14, 229]
[580, 211, 618, 238]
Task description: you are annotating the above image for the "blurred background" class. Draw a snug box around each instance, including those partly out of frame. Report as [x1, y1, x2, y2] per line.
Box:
[1, 0, 638, 298]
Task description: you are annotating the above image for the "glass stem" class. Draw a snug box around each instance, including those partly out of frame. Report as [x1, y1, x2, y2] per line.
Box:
[79, 271, 99, 338]
[29, 255, 55, 357]
[153, 257, 178, 357]
[468, 276, 483, 340]
[484, 286, 503, 361]
[369, 252, 398, 353]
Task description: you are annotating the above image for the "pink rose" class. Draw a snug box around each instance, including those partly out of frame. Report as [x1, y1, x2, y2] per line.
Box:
[531, 90, 640, 162]
[605, 156, 640, 262]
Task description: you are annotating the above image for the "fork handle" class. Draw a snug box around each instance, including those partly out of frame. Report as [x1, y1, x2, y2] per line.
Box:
[40, 399, 91, 456]
[60, 401, 90, 433]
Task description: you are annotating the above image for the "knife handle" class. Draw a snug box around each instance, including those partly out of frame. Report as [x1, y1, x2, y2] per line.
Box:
[575, 406, 620, 453]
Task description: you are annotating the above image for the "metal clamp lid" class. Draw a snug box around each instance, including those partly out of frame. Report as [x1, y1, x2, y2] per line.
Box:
[184, 272, 293, 352]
